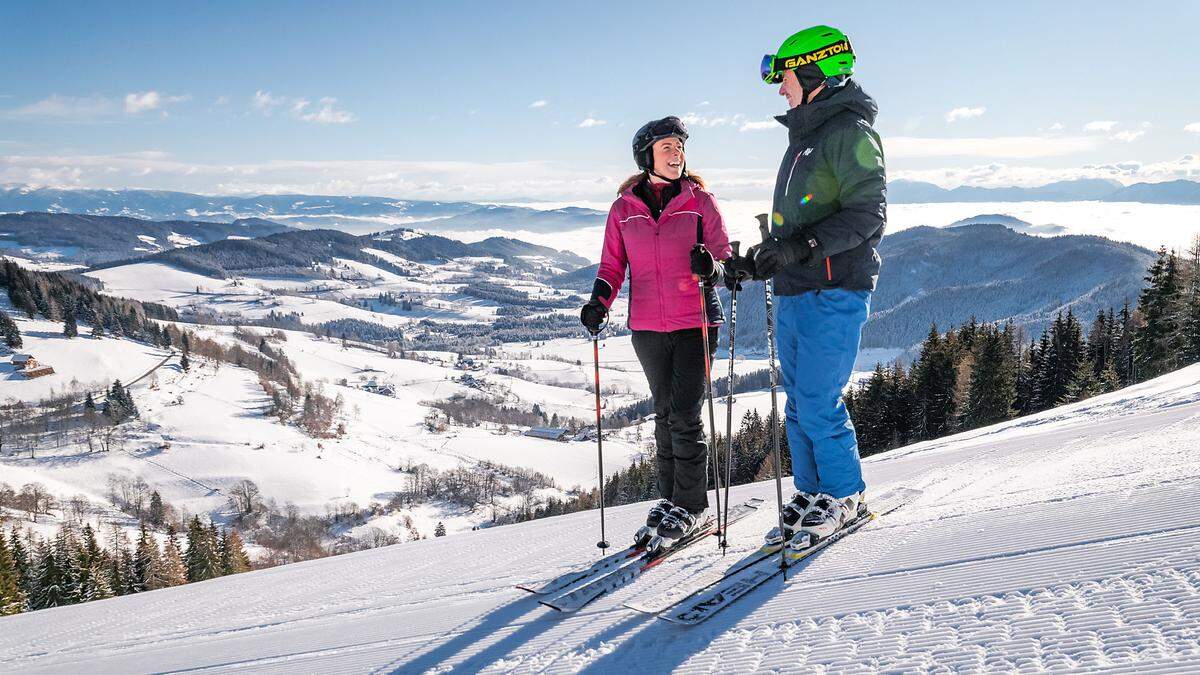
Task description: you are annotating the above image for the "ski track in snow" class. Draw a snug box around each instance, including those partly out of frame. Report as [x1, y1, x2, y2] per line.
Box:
[2, 366, 1200, 673]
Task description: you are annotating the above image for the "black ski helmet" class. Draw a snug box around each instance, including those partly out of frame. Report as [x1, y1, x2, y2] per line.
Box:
[632, 116, 688, 173]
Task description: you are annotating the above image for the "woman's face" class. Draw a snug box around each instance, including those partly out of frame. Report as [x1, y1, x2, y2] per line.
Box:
[651, 137, 685, 180]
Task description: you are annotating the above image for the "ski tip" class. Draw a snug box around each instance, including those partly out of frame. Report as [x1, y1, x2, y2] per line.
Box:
[538, 600, 568, 613]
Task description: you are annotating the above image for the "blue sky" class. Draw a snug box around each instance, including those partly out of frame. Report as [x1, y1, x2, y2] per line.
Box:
[2, 0, 1198, 200]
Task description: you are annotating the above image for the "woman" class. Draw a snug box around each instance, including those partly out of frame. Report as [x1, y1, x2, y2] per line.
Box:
[579, 116, 732, 543]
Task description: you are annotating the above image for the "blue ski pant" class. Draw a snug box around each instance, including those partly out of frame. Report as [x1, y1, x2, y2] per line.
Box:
[775, 289, 870, 499]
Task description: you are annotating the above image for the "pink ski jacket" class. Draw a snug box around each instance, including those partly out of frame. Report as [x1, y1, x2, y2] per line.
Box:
[595, 178, 732, 332]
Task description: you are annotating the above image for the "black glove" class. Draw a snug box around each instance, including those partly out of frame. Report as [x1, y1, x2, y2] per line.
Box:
[580, 278, 613, 334]
[689, 245, 717, 281]
[748, 233, 819, 279]
[723, 251, 755, 292]
[580, 300, 607, 333]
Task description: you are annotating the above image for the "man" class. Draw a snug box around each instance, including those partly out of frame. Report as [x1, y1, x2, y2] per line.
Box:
[737, 25, 886, 539]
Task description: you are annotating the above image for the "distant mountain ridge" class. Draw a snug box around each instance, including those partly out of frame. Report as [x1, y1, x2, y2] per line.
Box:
[888, 178, 1200, 204]
[81, 220, 588, 279]
[0, 186, 607, 234]
[555, 222, 1155, 357]
[0, 211, 292, 266]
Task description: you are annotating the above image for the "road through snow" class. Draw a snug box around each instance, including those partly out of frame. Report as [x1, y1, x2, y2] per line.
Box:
[2, 365, 1200, 673]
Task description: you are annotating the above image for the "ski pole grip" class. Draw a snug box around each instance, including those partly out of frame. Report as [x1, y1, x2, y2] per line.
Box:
[756, 213, 770, 241]
[729, 241, 740, 259]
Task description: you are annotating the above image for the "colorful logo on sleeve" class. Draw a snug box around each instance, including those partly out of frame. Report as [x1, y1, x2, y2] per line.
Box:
[800, 194, 813, 205]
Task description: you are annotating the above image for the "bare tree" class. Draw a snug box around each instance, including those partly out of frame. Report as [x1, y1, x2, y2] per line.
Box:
[228, 479, 261, 516]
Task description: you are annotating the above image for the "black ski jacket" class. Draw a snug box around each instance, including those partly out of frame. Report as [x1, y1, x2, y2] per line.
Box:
[769, 80, 886, 295]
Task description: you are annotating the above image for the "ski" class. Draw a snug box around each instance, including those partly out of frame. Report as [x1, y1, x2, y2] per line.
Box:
[539, 498, 763, 613]
[516, 540, 648, 595]
[660, 488, 921, 626]
[624, 540, 782, 614]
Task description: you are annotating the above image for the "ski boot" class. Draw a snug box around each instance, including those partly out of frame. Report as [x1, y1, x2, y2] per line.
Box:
[634, 499, 673, 546]
[800, 491, 868, 540]
[651, 506, 707, 551]
[764, 491, 817, 546]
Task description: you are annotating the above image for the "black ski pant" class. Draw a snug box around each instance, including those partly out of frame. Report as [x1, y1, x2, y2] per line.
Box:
[631, 326, 718, 512]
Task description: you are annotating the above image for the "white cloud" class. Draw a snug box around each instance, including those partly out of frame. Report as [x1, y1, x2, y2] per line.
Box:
[886, 135, 1103, 159]
[1050, 122, 1065, 131]
[1084, 120, 1118, 132]
[945, 106, 985, 123]
[123, 91, 189, 115]
[252, 90, 284, 115]
[1111, 129, 1146, 143]
[891, 154, 1200, 189]
[529, 100, 547, 108]
[5, 150, 1200, 203]
[124, 91, 161, 114]
[680, 112, 746, 129]
[251, 91, 354, 124]
[299, 98, 355, 124]
[3, 95, 117, 121]
[739, 120, 778, 132]
[1184, 122, 1200, 134]
[579, 117, 607, 128]
[696, 101, 711, 107]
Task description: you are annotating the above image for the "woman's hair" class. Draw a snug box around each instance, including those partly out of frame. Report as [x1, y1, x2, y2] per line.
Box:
[617, 172, 706, 195]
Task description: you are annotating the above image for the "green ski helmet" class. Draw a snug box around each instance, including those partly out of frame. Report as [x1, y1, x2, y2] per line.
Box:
[761, 25, 855, 89]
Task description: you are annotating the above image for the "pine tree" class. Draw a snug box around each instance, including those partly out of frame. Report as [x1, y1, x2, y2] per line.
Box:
[8, 529, 33, 600]
[184, 516, 219, 582]
[963, 324, 1017, 428]
[107, 527, 130, 596]
[1134, 248, 1184, 380]
[154, 525, 188, 589]
[147, 491, 165, 527]
[1181, 235, 1200, 364]
[0, 531, 27, 615]
[1115, 300, 1136, 386]
[63, 310, 78, 338]
[434, 522, 447, 537]
[911, 325, 958, 440]
[119, 547, 137, 595]
[0, 308, 21, 349]
[84, 392, 96, 412]
[91, 318, 105, 338]
[218, 528, 251, 576]
[180, 349, 191, 372]
[131, 523, 160, 594]
[32, 530, 76, 610]
[75, 524, 113, 603]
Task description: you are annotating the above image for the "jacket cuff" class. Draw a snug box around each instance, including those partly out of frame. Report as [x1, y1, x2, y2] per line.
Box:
[590, 278, 614, 303]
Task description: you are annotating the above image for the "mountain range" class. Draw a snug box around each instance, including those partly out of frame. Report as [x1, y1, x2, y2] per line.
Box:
[888, 178, 1200, 204]
[556, 221, 1155, 357]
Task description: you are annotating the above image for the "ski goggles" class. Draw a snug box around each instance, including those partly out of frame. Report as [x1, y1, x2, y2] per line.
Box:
[761, 39, 853, 84]
[645, 116, 689, 143]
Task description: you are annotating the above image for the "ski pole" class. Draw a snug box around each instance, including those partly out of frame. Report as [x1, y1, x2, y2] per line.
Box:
[757, 213, 788, 578]
[721, 241, 741, 553]
[590, 327, 609, 550]
[694, 245, 723, 549]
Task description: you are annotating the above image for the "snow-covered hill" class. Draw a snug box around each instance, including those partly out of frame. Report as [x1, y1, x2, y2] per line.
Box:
[2, 363, 1198, 673]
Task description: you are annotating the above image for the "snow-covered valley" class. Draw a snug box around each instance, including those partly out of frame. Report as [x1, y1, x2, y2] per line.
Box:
[2, 361, 1198, 672]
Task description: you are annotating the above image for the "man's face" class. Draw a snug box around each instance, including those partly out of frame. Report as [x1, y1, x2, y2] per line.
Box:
[779, 69, 805, 108]
[779, 69, 824, 109]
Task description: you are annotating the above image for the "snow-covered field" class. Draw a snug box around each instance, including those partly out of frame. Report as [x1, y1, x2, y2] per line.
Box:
[2, 361, 1197, 673]
[0, 311, 646, 542]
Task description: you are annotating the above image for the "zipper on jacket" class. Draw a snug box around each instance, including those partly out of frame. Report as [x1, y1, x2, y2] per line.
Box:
[783, 150, 804, 198]
[825, 256, 832, 281]
[653, 221, 665, 328]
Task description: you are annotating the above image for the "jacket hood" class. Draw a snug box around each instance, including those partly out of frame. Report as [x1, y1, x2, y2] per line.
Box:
[775, 79, 878, 141]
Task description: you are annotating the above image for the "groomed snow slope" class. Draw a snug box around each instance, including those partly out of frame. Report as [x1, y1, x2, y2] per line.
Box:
[2, 364, 1200, 673]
